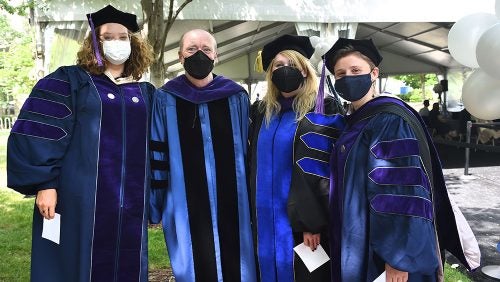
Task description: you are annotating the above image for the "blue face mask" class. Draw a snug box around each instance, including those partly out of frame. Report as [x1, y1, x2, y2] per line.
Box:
[334, 73, 373, 102]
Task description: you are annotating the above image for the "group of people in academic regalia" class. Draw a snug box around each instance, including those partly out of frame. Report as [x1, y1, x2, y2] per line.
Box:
[6, 4, 480, 282]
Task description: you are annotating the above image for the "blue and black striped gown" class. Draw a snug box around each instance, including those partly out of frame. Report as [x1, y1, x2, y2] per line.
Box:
[149, 74, 256, 282]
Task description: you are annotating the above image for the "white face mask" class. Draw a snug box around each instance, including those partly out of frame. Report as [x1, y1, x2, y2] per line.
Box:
[102, 40, 131, 65]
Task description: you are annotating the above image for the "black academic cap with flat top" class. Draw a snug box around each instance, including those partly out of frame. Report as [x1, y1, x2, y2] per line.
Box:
[261, 34, 315, 71]
[86, 4, 139, 32]
[322, 38, 383, 74]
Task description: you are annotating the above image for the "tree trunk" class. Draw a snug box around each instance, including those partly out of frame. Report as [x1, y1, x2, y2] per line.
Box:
[150, 61, 165, 87]
[141, 0, 192, 87]
[420, 74, 426, 100]
[141, 0, 166, 87]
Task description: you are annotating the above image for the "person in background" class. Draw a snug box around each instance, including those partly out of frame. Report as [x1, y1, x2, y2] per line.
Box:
[248, 34, 344, 281]
[149, 29, 256, 282]
[429, 102, 456, 138]
[419, 99, 430, 125]
[419, 99, 430, 116]
[324, 38, 480, 282]
[7, 5, 154, 281]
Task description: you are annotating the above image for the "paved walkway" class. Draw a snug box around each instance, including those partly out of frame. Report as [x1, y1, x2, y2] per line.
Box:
[443, 166, 500, 281]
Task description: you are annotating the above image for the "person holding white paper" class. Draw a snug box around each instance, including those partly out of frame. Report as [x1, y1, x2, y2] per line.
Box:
[248, 34, 344, 281]
[323, 38, 480, 282]
[7, 5, 154, 282]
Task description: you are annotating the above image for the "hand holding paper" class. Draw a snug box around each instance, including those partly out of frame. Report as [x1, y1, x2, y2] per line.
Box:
[293, 243, 330, 272]
[42, 213, 61, 244]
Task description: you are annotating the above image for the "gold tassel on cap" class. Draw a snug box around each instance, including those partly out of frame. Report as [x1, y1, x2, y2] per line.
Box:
[254, 50, 264, 73]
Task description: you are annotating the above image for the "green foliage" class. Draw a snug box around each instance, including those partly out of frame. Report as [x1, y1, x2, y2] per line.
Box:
[0, 16, 23, 47]
[397, 90, 425, 103]
[394, 73, 438, 90]
[0, 131, 8, 169]
[0, 16, 35, 111]
[0, 0, 32, 16]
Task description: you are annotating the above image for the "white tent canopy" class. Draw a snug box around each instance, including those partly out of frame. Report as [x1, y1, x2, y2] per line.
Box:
[33, 0, 496, 82]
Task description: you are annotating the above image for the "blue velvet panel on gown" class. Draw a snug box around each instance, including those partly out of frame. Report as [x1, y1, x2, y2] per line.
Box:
[149, 75, 256, 282]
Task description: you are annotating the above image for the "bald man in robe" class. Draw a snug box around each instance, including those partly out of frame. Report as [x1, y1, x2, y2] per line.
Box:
[149, 29, 257, 282]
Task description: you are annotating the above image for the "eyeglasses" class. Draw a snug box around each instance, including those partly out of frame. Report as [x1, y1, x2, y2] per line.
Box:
[99, 34, 130, 42]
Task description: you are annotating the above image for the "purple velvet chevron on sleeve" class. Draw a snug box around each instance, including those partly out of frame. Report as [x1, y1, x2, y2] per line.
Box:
[22, 97, 71, 119]
[11, 119, 67, 140]
[368, 167, 430, 192]
[34, 78, 71, 97]
[370, 138, 419, 159]
[370, 194, 433, 220]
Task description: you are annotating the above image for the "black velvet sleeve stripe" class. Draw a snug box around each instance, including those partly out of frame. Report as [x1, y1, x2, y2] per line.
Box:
[150, 140, 168, 153]
[151, 179, 168, 189]
[151, 159, 169, 171]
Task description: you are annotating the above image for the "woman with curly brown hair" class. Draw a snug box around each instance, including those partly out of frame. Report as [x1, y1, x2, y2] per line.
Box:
[7, 5, 155, 282]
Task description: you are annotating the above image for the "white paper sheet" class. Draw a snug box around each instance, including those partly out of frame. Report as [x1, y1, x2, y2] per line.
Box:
[373, 271, 386, 282]
[293, 243, 330, 272]
[42, 213, 60, 244]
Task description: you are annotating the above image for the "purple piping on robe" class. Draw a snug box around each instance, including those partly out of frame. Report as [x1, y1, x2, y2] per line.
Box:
[117, 82, 148, 282]
[314, 58, 326, 114]
[161, 75, 245, 104]
[11, 119, 67, 140]
[90, 75, 146, 281]
[330, 96, 436, 281]
[370, 138, 420, 159]
[88, 15, 103, 67]
[34, 78, 71, 97]
[370, 194, 433, 220]
[23, 97, 71, 119]
[350, 96, 413, 123]
[368, 167, 430, 192]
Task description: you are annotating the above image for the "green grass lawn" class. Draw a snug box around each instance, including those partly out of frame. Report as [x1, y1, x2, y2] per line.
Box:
[0, 189, 473, 282]
[0, 130, 471, 281]
[0, 188, 170, 281]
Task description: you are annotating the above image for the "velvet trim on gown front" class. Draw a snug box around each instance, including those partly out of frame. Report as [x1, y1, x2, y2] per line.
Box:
[150, 74, 256, 282]
[7, 66, 154, 282]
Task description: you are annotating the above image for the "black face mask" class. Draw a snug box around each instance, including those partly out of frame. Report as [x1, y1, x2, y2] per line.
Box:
[334, 73, 373, 102]
[271, 66, 304, 93]
[183, 50, 215, 79]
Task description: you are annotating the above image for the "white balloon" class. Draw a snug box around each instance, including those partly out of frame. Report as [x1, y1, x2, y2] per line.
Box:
[477, 23, 500, 79]
[309, 52, 321, 67]
[310, 36, 321, 48]
[448, 13, 499, 68]
[315, 42, 331, 56]
[462, 69, 500, 120]
[496, 0, 500, 19]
